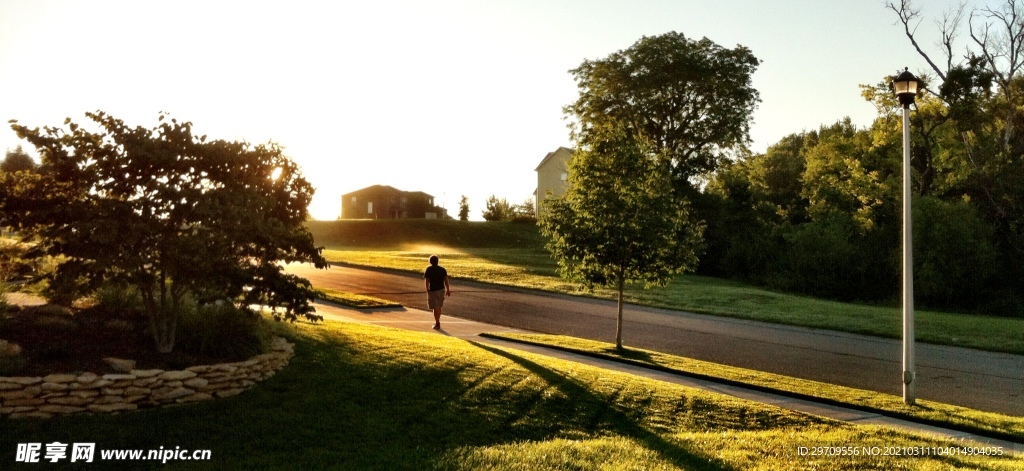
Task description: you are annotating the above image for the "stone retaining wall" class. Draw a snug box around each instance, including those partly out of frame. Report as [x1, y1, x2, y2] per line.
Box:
[0, 337, 294, 419]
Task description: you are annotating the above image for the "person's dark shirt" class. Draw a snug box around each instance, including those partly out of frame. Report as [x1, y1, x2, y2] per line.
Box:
[424, 265, 448, 291]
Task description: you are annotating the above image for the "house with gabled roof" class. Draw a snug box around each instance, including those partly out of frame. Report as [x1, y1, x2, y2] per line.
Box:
[340, 185, 449, 219]
[534, 146, 573, 214]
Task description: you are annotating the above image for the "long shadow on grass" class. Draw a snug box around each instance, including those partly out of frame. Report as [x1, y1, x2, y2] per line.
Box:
[0, 327, 734, 470]
[466, 340, 735, 471]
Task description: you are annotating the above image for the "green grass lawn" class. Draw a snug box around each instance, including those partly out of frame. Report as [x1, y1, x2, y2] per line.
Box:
[3, 319, 1018, 469]
[322, 246, 1024, 355]
[483, 332, 1024, 443]
[306, 219, 547, 249]
[315, 286, 402, 309]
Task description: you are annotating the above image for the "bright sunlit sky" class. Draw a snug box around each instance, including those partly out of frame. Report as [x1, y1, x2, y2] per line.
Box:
[0, 0, 976, 220]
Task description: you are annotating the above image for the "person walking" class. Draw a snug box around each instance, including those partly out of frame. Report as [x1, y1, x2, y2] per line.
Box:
[424, 255, 451, 329]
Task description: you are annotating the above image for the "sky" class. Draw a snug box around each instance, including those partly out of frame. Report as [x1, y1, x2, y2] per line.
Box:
[0, 0, 979, 220]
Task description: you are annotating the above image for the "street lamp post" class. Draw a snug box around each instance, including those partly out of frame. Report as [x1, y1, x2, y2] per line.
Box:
[893, 67, 919, 405]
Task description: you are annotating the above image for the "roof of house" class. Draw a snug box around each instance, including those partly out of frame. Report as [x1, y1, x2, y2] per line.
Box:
[342, 185, 433, 199]
[342, 185, 403, 198]
[534, 146, 573, 171]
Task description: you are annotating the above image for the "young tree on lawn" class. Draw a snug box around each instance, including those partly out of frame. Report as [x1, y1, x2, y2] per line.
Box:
[513, 198, 536, 219]
[458, 195, 470, 221]
[566, 31, 760, 193]
[3, 111, 327, 353]
[540, 128, 704, 349]
[482, 195, 514, 221]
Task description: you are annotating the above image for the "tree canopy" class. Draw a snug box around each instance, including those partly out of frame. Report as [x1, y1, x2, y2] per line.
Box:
[2, 111, 327, 352]
[482, 196, 514, 221]
[540, 127, 703, 348]
[702, 80, 1020, 311]
[543, 31, 752, 347]
[565, 31, 761, 192]
[458, 195, 470, 221]
[696, 0, 1024, 315]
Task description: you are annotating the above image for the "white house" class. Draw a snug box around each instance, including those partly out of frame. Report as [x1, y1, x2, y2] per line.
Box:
[534, 146, 572, 215]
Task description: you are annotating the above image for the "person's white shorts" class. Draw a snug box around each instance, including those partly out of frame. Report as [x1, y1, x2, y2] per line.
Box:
[428, 290, 445, 309]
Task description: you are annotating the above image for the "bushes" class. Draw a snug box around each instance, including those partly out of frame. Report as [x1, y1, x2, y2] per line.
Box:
[912, 197, 1000, 310]
[175, 302, 270, 360]
[776, 218, 859, 298]
[701, 194, 1014, 313]
[92, 282, 272, 358]
[93, 283, 144, 317]
[0, 239, 30, 282]
[90, 282, 272, 359]
[773, 216, 897, 302]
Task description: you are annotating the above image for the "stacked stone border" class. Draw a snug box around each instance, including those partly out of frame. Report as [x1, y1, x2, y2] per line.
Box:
[0, 337, 294, 419]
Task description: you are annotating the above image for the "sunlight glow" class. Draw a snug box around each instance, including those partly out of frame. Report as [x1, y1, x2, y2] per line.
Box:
[0, 0, 964, 220]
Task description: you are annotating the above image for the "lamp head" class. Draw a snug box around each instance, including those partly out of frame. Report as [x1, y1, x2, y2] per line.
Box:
[893, 67, 919, 108]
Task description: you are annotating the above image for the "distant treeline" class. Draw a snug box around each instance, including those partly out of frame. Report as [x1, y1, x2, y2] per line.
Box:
[696, 110, 1024, 316]
[693, 5, 1024, 317]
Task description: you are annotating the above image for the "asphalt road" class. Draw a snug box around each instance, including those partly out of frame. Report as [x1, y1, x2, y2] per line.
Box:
[286, 263, 1024, 416]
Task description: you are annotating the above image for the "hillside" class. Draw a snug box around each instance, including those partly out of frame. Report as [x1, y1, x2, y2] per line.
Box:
[305, 219, 547, 249]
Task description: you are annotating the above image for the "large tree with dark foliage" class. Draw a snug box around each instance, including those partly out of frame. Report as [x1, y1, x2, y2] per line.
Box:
[545, 32, 756, 347]
[2, 112, 327, 352]
[565, 31, 761, 193]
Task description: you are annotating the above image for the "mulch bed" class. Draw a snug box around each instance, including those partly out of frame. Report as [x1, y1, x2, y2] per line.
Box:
[0, 304, 229, 377]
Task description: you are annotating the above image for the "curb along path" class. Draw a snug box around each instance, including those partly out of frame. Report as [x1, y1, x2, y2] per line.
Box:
[311, 300, 1023, 456]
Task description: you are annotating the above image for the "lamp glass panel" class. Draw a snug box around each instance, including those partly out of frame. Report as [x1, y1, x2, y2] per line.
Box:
[894, 81, 910, 95]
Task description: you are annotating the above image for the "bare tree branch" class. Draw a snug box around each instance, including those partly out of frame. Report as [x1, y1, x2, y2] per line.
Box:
[969, 12, 1004, 83]
[888, 0, 948, 81]
[1004, 0, 1024, 79]
[969, 0, 1024, 87]
[938, 3, 966, 73]
[968, 0, 1024, 148]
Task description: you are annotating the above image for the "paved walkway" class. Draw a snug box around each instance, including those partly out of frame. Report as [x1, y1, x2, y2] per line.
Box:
[311, 301, 1023, 455]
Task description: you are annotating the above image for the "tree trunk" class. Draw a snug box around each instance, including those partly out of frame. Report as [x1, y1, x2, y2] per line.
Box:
[615, 273, 624, 350]
[141, 275, 179, 353]
[150, 310, 177, 354]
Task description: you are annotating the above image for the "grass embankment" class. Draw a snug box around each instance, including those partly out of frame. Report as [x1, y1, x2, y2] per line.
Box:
[307, 220, 1024, 355]
[483, 332, 1024, 444]
[306, 219, 547, 249]
[315, 287, 401, 309]
[4, 319, 1018, 469]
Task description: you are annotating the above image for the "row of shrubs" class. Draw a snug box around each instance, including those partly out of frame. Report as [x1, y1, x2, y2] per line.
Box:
[700, 194, 1022, 315]
[93, 283, 273, 359]
[1, 280, 271, 363]
[2, 232, 273, 360]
